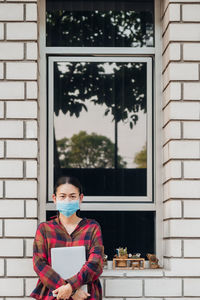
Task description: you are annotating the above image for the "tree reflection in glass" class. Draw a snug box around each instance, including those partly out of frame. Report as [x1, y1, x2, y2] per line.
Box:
[46, 0, 154, 47]
[53, 61, 148, 196]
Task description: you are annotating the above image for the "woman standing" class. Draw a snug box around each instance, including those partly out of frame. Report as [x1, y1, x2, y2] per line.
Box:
[31, 176, 104, 300]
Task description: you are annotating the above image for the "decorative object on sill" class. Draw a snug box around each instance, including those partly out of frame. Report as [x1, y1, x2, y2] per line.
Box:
[146, 253, 160, 269]
[114, 247, 128, 267]
[130, 253, 141, 259]
[113, 257, 145, 269]
[103, 254, 108, 267]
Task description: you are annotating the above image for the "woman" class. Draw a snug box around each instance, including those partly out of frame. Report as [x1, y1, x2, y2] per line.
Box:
[31, 176, 104, 300]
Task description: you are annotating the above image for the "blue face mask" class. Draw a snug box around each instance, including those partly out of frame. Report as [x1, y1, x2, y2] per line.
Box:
[56, 199, 80, 217]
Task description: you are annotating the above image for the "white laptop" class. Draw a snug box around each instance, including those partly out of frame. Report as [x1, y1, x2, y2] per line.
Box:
[51, 246, 88, 296]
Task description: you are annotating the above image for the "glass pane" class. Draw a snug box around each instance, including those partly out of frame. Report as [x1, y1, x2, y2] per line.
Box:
[53, 60, 148, 197]
[46, 0, 154, 47]
[46, 210, 155, 260]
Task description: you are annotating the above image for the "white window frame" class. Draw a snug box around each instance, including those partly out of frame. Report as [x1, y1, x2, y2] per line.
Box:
[39, 0, 163, 262]
[48, 56, 152, 206]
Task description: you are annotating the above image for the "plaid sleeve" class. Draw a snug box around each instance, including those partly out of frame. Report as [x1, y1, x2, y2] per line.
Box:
[67, 222, 104, 291]
[33, 223, 66, 291]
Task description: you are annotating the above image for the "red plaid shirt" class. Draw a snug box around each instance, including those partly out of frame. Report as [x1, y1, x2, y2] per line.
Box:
[30, 216, 104, 300]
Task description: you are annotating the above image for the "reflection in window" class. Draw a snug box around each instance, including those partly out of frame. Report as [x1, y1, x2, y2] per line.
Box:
[53, 60, 148, 196]
[46, 0, 154, 47]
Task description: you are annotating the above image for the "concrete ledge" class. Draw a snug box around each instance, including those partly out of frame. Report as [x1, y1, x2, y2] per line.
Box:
[102, 268, 164, 277]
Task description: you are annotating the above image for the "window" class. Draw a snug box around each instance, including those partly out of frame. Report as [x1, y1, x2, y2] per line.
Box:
[40, 0, 162, 260]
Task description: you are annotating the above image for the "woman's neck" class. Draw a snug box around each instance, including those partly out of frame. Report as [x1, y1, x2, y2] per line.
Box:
[59, 212, 81, 226]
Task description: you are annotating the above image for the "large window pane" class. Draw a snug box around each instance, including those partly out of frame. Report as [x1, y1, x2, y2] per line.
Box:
[46, 210, 155, 260]
[53, 59, 150, 197]
[46, 0, 154, 47]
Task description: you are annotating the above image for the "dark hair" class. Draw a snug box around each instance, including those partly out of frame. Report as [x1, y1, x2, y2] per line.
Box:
[54, 176, 83, 195]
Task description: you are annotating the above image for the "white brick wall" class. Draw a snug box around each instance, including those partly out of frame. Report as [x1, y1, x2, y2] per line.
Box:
[163, 1, 200, 298]
[0, 0, 199, 299]
[105, 279, 142, 297]
[145, 279, 182, 297]
[0, 279, 24, 296]
[0, 2, 38, 297]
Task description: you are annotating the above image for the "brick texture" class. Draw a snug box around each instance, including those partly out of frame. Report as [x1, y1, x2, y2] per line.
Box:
[0, 2, 38, 298]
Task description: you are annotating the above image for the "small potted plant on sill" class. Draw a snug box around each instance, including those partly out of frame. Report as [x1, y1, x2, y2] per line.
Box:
[115, 247, 128, 267]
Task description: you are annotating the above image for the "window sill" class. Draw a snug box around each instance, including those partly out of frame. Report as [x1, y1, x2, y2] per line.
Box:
[102, 268, 164, 277]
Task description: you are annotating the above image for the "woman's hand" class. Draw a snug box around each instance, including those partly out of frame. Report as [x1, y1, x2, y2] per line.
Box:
[53, 283, 72, 299]
[72, 288, 90, 300]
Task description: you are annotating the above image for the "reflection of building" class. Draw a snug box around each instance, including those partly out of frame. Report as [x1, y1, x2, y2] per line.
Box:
[0, 0, 200, 298]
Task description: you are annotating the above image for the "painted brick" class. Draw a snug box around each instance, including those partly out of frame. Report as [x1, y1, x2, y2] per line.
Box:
[0, 279, 23, 296]
[163, 63, 199, 88]
[0, 259, 4, 276]
[0, 239, 23, 257]
[182, 4, 200, 21]
[0, 42, 23, 60]
[0, 121, 23, 138]
[164, 180, 200, 199]
[5, 219, 37, 237]
[145, 279, 182, 297]
[6, 101, 37, 119]
[0, 181, 3, 198]
[164, 161, 181, 181]
[26, 200, 37, 218]
[7, 23, 37, 40]
[5, 180, 37, 198]
[26, 4, 37, 21]
[25, 278, 38, 296]
[6, 140, 37, 158]
[164, 239, 182, 257]
[0, 63, 3, 79]
[26, 160, 37, 178]
[0, 82, 24, 100]
[0, 101, 4, 118]
[26, 42, 37, 60]
[184, 161, 200, 178]
[163, 121, 181, 144]
[25, 238, 33, 257]
[184, 200, 200, 218]
[26, 81, 38, 99]
[164, 102, 200, 125]
[26, 120, 37, 138]
[183, 44, 200, 61]
[0, 259, 4, 275]
[105, 279, 142, 297]
[163, 4, 180, 33]
[0, 200, 24, 218]
[163, 141, 199, 161]
[0, 220, 2, 237]
[164, 220, 200, 238]
[184, 82, 200, 100]
[163, 43, 180, 71]
[164, 258, 200, 276]
[6, 62, 37, 80]
[0, 160, 23, 177]
[167, 23, 200, 41]
[184, 278, 200, 296]
[163, 82, 181, 107]
[183, 122, 200, 139]
[164, 200, 182, 219]
[0, 141, 3, 157]
[0, 23, 3, 40]
[7, 258, 35, 276]
[184, 240, 200, 257]
[0, 4, 23, 21]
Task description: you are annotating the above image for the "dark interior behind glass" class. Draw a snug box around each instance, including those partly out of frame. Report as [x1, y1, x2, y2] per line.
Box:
[47, 210, 155, 260]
